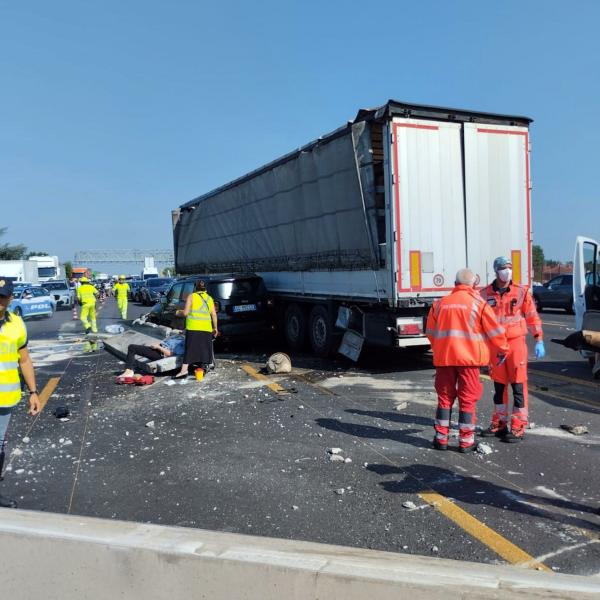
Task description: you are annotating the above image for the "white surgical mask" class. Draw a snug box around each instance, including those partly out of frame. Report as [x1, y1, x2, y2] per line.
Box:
[497, 268, 512, 283]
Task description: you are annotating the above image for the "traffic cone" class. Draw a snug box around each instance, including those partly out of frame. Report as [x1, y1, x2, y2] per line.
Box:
[72, 304, 78, 320]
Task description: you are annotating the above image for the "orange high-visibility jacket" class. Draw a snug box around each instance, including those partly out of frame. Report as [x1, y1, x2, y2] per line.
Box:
[480, 282, 543, 340]
[426, 285, 510, 367]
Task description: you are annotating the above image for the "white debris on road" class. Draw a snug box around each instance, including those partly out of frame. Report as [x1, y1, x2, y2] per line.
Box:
[329, 454, 345, 462]
[476, 443, 493, 455]
[327, 448, 342, 454]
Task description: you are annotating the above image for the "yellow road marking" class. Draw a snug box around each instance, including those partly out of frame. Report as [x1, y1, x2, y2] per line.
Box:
[480, 373, 599, 409]
[241, 364, 289, 395]
[419, 490, 551, 571]
[38, 376, 60, 411]
[529, 368, 599, 389]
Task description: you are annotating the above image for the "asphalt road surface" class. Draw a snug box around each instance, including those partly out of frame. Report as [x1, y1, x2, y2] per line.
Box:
[3, 298, 599, 576]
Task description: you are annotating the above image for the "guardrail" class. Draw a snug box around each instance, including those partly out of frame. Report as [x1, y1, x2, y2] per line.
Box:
[1, 509, 598, 599]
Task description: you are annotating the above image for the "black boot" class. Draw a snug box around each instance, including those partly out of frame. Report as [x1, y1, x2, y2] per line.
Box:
[0, 451, 17, 508]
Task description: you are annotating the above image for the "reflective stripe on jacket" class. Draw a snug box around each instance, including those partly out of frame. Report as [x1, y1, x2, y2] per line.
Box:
[186, 292, 214, 332]
[0, 312, 27, 407]
[480, 283, 543, 340]
[77, 283, 98, 306]
[426, 285, 509, 367]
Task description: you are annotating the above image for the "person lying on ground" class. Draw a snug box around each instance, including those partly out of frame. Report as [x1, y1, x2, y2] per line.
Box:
[119, 334, 185, 378]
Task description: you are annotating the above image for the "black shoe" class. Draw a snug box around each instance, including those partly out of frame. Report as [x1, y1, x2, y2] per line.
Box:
[0, 492, 17, 508]
[480, 425, 508, 438]
[172, 372, 189, 380]
[432, 439, 447, 451]
[459, 443, 478, 454]
[84, 328, 91, 334]
[502, 431, 524, 443]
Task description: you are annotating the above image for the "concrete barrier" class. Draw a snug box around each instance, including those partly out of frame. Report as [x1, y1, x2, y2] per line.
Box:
[0, 509, 598, 599]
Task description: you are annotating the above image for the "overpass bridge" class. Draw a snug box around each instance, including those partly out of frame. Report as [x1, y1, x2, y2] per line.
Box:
[73, 249, 174, 276]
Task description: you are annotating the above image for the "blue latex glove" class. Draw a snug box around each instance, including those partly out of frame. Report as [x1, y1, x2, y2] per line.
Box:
[535, 340, 545, 359]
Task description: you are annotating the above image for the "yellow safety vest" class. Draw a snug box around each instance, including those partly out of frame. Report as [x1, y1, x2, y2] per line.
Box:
[186, 292, 214, 332]
[114, 282, 129, 298]
[0, 312, 27, 408]
[77, 283, 97, 305]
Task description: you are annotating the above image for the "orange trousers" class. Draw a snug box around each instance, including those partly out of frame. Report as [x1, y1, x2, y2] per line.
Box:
[488, 336, 528, 430]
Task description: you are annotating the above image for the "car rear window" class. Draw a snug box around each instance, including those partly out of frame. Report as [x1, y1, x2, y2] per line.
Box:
[210, 279, 266, 300]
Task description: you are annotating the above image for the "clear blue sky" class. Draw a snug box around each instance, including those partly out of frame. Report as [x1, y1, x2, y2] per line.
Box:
[1, 0, 598, 264]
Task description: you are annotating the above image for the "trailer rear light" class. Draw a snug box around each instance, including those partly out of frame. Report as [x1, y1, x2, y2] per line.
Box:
[396, 317, 424, 336]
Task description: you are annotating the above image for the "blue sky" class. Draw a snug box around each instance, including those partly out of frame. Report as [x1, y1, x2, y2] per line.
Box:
[1, 0, 598, 266]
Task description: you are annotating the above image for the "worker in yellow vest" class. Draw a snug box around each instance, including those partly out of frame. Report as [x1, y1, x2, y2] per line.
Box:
[113, 275, 130, 320]
[0, 278, 40, 508]
[76, 277, 99, 334]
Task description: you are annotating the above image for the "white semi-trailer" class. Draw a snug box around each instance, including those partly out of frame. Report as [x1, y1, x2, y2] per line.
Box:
[0, 260, 40, 284]
[173, 100, 533, 358]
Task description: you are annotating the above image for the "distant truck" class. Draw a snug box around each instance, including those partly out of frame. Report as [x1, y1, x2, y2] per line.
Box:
[173, 100, 533, 359]
[0, 260, 40, 284]
[141, 256, 159, 280]
[71, 267, 92, 281]
[28, 255, 61, 282]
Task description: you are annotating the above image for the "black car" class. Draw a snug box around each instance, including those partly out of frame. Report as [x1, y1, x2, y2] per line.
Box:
[148, 274, 271, 340]
[533, 274, 574, 313]
[127, 279, 144, 301]
[139, 277, 175, 306]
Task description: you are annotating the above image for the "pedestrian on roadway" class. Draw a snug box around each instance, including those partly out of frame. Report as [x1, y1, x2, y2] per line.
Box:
[173, 280, 218, 379]
[118, 334, 185, 379]
[76, 276, 99, 334]
[479, 256, 544, 443]
[0, 278, 41, 508]
[113, 275, 130, 320]
[426, 269, 509, 452]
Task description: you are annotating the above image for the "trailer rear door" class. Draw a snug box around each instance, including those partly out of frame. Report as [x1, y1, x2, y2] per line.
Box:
[463, 124, 531, 287]
[389, 118, 466, 298]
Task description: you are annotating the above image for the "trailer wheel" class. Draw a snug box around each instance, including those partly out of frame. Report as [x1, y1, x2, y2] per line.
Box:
[309, 305, 333, 357]
[284, 304, 307, 351]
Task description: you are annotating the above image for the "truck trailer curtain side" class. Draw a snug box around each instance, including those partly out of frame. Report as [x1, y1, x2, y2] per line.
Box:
[174, 121, 381, 275]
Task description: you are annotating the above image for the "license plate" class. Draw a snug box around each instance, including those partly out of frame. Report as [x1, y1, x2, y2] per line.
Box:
[233, 304, 257, 313]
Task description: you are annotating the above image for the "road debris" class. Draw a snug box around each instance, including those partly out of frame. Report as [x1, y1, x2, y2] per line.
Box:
[11, 448, 23, 457]
[265, 352, 292, 374]
[394, 401, 408, 411]
[476, 443, 493, 455]
[292, 505, 299, 510]
[560, 424, 589, 436]
[53, 406, 70, 419]
[329, 454, 345, 462]
[402, 501, 417, 509]
[344, 457, 352, 463]
[22, 436, 30, 444]
[145, 420, 156, 429]
[327, 448, 342, 455]
[334, 488, 345, 495]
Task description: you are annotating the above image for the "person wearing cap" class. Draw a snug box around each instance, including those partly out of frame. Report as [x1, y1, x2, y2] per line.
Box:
[76, 276, 99, 334]
[426, 269, 509, 452]
[479, 256, 544, 443]
[113, 275, 130, 320]
[0, 278, 41, 508]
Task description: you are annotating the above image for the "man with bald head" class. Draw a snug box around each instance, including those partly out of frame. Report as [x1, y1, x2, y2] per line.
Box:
[426, 269, 509, 452]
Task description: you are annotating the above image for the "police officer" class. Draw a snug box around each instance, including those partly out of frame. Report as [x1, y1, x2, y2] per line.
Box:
[480, 256, 544, 442]
[0, 278, 40, 508]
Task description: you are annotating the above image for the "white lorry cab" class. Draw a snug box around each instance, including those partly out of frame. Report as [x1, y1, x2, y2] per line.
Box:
[573, 237, 600, 363]
[29, 255, 61, 282]
[173, 100, 534, 359]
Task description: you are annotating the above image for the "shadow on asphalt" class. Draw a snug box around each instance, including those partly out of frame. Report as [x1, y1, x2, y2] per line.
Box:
[315, 416, 433, 450]
[367, 463, 600, 531]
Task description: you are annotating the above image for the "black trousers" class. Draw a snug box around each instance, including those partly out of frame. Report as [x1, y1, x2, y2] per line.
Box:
[125, 344, 163, 370]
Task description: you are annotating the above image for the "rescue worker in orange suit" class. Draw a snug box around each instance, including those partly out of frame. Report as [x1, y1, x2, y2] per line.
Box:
[426, 269, 509, 452]
[480, 256, 544, 443]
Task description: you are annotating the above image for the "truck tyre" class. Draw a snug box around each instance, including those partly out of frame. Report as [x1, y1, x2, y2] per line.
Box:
[309, 305, 334, 357]
[284, 304, 307, 351]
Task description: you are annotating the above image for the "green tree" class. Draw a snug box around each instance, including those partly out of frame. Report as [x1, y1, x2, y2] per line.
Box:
[532, 245, 544, 280]
[26, 251, 49, 259]
[63, 261, 73, 279]
[0, 227, 27, 260]
[162, 266, 175, 276]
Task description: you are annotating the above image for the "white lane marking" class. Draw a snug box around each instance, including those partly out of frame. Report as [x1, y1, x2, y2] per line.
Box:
[527, 427, 600, 446]
[523, 540, 600, 567]
[534, 486, 571, 502]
